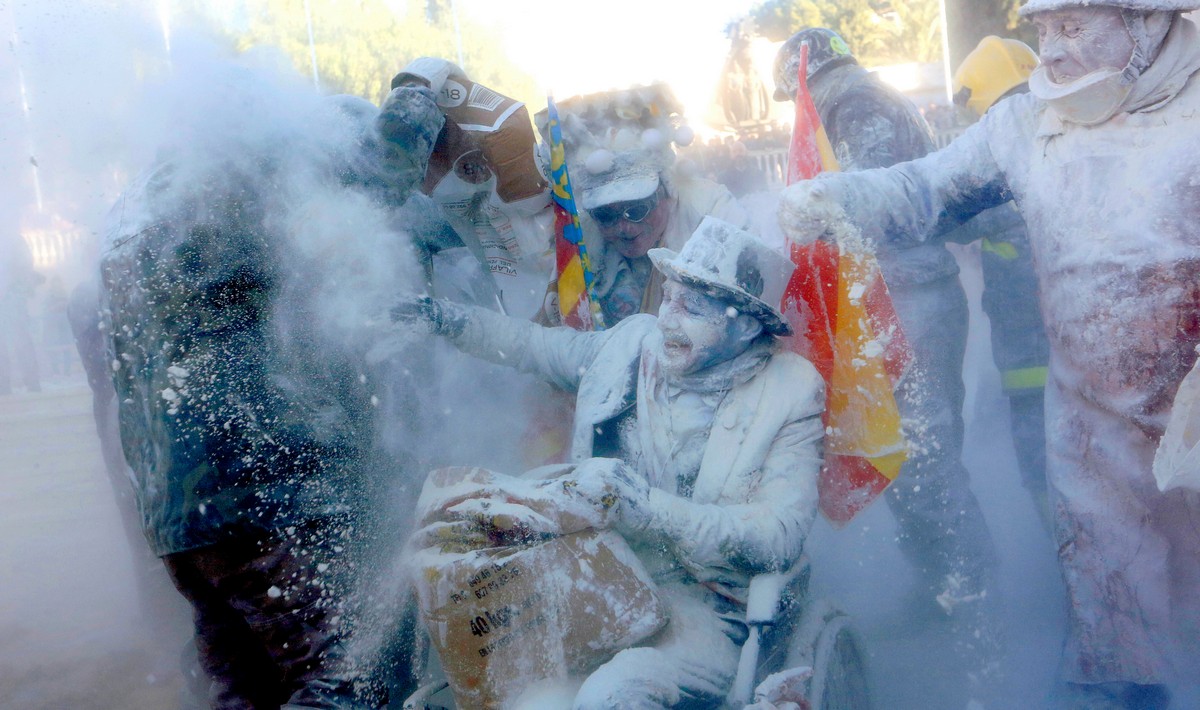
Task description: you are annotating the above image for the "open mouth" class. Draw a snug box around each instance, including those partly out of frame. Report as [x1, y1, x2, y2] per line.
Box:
[662, 340, 690, 356]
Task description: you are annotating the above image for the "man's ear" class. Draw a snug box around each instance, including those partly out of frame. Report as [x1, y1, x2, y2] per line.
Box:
[732, 312, 765, 346]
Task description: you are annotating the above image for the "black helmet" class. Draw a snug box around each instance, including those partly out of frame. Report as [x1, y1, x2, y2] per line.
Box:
[772, 28, 856, 101]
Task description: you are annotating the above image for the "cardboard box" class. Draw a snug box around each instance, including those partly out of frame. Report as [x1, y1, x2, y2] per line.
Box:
[413, 526, 667, 708]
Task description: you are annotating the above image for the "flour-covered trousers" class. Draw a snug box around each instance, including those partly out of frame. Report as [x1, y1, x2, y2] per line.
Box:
[885, 275, 998, 594]
[1046, 375, 1200, 688]
[572, 583, 743, 709]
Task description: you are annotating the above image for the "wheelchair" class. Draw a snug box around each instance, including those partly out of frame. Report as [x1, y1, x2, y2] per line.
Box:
[400, 557, 870, 710]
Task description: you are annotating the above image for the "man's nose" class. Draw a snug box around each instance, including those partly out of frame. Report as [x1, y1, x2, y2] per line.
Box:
[615, 222, 640, 238]
[1039, 41, 1068, 68]
[600, 223, 629, 240]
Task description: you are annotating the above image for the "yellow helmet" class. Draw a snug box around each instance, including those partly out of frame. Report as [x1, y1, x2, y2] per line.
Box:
[952, 37, 1039, 116]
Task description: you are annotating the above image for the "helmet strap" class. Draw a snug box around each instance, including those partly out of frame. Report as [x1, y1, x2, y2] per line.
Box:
[1121, 9, 1174, 81]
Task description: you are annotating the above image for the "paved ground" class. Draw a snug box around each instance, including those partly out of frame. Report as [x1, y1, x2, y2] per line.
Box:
[0, 379, 193, 710]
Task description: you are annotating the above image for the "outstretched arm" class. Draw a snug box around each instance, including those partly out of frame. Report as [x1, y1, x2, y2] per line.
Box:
[393, 296, 630, 392]
[779, 97, 1028, 250]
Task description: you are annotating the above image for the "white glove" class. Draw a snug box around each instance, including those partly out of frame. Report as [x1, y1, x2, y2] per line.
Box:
[410, 463, 642, 553]
[576, 457, 652, 534]
[778, 178, 849, 246]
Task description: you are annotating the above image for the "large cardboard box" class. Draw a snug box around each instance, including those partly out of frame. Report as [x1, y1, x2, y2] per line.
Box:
[413, 522, 667, 708]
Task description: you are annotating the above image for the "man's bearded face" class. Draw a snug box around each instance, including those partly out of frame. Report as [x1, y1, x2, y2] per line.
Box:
[656, 279, 745, 376]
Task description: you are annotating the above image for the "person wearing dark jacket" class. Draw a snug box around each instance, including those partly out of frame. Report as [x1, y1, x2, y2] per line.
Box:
[100, 85, 444, 709]
[774, 29, 998, 611]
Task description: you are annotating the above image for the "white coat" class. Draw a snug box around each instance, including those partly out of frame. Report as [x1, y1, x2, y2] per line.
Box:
[780, 16, 1200, 686]
[448, 309, 825, 603]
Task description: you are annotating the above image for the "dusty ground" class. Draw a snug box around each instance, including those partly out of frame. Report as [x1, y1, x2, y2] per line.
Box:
[0, 381, 194, 710]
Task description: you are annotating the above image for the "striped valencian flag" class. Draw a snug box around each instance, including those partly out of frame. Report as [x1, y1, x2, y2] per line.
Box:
[782, 45, 913, 526]
[546, 96, 604, 332]
[519, 97, 604, 469]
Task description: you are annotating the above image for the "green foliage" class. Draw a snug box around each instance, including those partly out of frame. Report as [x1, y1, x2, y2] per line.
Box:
[746, 0, 1035, 67]
[175, 0, 539, 108]
[746, 0, 949, 65]
[946, 0, 1035, 66]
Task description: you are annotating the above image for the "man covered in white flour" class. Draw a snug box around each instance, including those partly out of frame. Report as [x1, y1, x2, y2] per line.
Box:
[394, 217, 825, 707]
[778, 1, 1200, 707]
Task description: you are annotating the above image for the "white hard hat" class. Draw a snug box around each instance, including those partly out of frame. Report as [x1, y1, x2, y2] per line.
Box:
[649, 217, 795, 336]
[1019, 0, 1199, 16]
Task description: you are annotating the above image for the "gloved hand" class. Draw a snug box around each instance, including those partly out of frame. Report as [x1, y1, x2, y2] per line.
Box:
[413, 498, 560, 552]
[410, 467, 570, 553]
[409, 461, 653, 553]
[390, 295, 469, 338]
[777, 178, 850, 246]
[744, 666, 814, 710]
[576, 457, 653, 535]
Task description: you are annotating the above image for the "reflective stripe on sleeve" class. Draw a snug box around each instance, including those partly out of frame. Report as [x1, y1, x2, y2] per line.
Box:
[1002, 365, 1047, 391]
[981, 238, 1019, 261]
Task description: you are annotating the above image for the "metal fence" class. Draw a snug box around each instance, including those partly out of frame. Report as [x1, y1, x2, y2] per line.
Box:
[932, 125, 968, 150]
[22, 227, 90, 274]
[750, 149, 789, 189]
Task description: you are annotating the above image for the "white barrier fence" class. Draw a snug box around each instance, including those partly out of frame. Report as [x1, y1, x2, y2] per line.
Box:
[22, 227, 90, 274]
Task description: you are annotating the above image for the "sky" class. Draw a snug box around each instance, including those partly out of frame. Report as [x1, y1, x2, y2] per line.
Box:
[453, 0, 773, 129]
[454, 0, 757, 90]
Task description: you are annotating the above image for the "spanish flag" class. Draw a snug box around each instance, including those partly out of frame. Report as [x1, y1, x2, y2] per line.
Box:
[783, 46, 912, 526]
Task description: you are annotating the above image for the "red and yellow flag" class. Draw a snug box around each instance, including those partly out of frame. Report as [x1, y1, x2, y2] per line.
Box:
[782, 46, 913, 526]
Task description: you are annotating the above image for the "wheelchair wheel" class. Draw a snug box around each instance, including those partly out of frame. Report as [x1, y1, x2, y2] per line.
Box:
[807, 614, 870, 710]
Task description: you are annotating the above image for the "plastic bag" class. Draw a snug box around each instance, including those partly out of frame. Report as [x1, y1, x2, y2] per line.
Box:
[1153, 355, 1200, 492]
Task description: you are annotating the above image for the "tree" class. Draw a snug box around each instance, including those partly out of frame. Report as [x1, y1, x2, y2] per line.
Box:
[744, 0, 1033, 68]
[176, 0, 540, 108]
[946, 0, 1034, 67]
[746, 0, 941, 65]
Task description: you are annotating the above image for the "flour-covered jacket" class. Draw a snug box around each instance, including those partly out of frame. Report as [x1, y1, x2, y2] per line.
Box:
[100, 162, 380, 557]
[449, 309, 825, 603]
[782, 16, 1200, 685]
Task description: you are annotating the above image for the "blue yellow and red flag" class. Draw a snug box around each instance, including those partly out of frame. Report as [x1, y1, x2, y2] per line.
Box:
[546, 96, 604, 332]
[782, 46, 913, 526]
[521, 97, 604, 468]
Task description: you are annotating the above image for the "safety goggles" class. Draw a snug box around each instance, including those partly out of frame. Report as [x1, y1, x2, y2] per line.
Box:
[588, 190, 661, 226]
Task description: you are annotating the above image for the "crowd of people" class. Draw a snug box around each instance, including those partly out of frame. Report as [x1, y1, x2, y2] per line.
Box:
[65, 0, 1200, 707]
